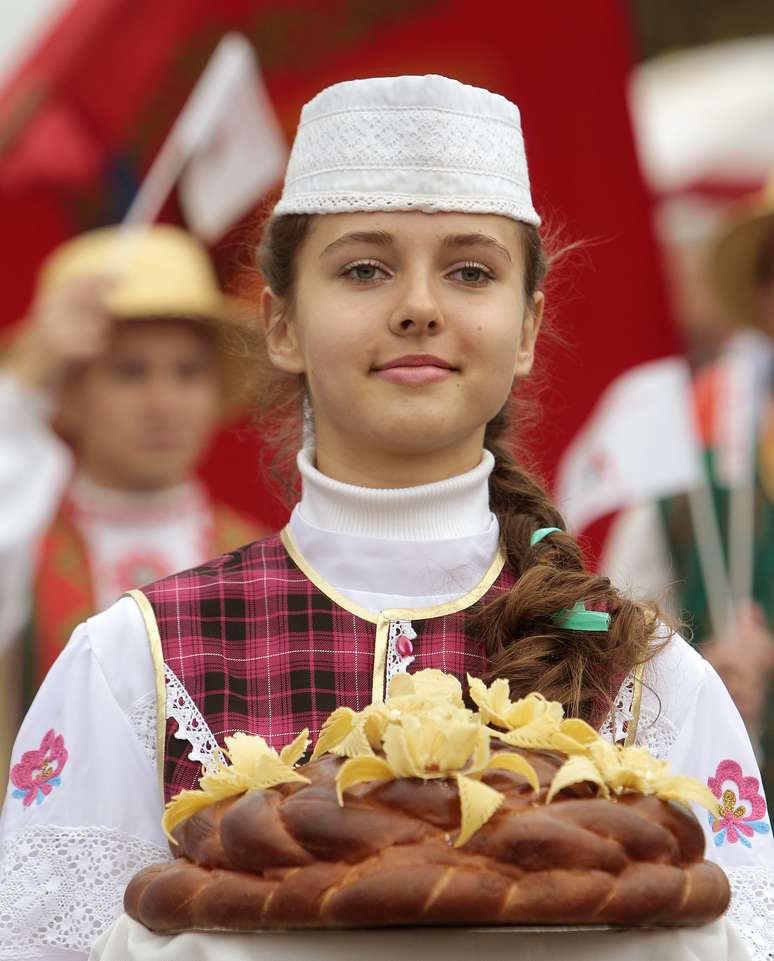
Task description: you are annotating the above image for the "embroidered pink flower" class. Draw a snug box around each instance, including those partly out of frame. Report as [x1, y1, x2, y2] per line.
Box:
[10, 729, 68, 807]
[707, 759, 770, 848]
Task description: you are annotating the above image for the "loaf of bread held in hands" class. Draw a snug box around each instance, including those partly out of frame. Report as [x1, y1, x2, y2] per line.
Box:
[125, 670, 730, 931]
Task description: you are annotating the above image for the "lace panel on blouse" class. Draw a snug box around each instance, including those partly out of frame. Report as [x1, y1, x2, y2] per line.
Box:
[0, 824, 170, 958]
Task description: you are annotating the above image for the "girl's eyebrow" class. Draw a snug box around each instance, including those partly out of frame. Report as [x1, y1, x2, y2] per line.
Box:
[320, 231, 393, 257]
[320, 230, 512, 265]
[443, 233, 512, 263]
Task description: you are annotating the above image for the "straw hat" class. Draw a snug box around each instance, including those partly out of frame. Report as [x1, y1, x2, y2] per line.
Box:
[708, 177, 774, 328]
[36, 224, 258, 417]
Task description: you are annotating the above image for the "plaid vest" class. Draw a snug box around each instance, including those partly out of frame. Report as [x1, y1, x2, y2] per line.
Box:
[136, 529, 514, 803]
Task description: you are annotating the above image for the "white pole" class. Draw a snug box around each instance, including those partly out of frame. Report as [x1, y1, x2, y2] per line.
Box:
[122, 137, 188, 228]
[729, 455, 756, 609]
[726, 344, 760, 610]
[106, 135, 188, 274]
[119, 34, 247, 233]
[686, 477, 735, 640]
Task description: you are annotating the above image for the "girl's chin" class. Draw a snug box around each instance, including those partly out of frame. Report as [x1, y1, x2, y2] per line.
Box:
[362, 422, 484, 456]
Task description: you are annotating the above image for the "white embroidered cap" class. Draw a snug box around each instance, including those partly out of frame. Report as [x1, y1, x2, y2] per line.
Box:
[274, 74, 540, 226]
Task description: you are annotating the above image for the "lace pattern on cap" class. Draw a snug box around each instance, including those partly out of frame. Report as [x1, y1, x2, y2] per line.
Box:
[0, 824, 170, 958]
[385, 620, 417, 687]
[165, 664, 224, 771]
[725, 865, 774, 961]
[283, 107, 526, 186]
[127, 691, 157, 768]
[277, 193, 538, 221]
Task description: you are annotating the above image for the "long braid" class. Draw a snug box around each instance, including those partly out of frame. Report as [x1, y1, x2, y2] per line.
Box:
[470, 405, 661, 722]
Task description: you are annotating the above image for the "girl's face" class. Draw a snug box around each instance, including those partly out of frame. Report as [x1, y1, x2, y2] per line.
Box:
[264, 211, 543, 483]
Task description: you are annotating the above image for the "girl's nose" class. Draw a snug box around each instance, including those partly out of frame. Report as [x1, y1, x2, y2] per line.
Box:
[388, 277, 445, 336]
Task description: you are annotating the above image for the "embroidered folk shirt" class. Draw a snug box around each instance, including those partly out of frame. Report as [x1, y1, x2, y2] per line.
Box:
[1, 452, 773, 960]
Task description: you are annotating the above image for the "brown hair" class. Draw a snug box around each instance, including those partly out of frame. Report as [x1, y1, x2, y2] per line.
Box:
[251, 213, 661, 723]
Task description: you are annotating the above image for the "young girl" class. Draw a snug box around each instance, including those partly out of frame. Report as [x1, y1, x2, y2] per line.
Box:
[1, 75, 771, 961]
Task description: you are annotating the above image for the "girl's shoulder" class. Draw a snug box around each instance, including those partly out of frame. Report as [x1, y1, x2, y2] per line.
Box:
[644, 622, 706, 695]
[85, 595, 158, 713]
[635, 624, 708, 753]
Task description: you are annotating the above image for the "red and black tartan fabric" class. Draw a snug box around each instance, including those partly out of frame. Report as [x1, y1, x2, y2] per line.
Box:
[141, 532, 516, 803]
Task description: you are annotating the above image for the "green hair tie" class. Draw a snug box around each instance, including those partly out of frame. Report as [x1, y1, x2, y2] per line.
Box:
[530, 527, 563, 547]
[551, 601, 611, 632]
[529, 528, 610, 631]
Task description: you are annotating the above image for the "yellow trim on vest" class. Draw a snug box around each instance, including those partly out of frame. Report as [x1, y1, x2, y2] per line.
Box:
[280, 527, 379, 623]
[279, 526, 506, 623]
[372, 615, 390, 705]
[624, 660, 646, 748]
[126, 588, 166, 800]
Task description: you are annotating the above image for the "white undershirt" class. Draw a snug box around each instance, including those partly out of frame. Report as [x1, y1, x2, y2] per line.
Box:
[289, 447, 501, 611]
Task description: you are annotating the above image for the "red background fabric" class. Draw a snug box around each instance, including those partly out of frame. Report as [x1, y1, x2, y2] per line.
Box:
[0, 0, 678, 548]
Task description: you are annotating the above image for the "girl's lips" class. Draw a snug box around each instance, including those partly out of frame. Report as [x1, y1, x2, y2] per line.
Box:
[373, 365, 454, 386]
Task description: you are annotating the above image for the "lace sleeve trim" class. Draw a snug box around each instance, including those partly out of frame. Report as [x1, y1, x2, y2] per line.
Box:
[599, 672, 636, 745]
[164, 664, 224, 772]
[724, 864, 774, 961]
[127, 691, 157, 768]
[0, 824, 170, 958]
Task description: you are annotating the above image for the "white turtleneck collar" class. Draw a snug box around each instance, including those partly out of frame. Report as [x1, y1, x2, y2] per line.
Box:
[288, 449, 501, 612]
[295, 447, 495, 540]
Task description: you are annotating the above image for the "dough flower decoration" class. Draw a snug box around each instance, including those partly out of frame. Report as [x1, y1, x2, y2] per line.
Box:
[468, 675, 599, 756]
[547, 741, 719, 813]
[311, 669, 468, 761]
[318, 671, 539, 847]
[162, 730, 310, 842]
[468, 674, 718, 814]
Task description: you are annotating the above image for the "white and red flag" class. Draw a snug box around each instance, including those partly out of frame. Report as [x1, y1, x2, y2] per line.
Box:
[124, 33, 286, 241]
[175, 34, 287, 242]
[555, 357, 703, 533]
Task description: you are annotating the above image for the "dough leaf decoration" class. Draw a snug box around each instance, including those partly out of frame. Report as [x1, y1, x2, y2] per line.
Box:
[163, 731, 310, 842]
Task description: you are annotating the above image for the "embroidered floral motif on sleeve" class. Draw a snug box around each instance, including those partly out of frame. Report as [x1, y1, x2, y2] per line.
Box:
[0, 824, 171, 958]
[10, 730, 68, 807]
[707, 759, 771, 848]
[385, 619, 416, 687]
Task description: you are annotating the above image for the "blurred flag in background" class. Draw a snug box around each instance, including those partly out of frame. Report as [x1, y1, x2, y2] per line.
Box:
[0, 0, 678, 537]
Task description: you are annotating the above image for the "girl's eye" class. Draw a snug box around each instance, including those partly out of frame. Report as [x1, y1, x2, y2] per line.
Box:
[341, 260, 390, 283]
[449, 262, 495, 286]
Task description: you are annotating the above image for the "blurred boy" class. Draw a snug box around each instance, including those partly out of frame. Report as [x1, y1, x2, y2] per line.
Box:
[0, 225, 266, 783]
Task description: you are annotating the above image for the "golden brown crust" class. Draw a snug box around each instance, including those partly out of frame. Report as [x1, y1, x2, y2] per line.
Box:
[126, 750, 730, 931]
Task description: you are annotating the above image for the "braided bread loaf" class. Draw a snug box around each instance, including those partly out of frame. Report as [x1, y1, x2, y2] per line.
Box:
[125, 747, 730, 932]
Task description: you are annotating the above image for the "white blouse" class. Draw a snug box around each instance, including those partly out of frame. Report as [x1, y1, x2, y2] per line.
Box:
[0, 450, 772, 961]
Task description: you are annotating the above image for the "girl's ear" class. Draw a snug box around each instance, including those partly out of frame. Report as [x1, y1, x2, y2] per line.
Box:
[261, 287, 306, 374]
[514, 290, 544, 378]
